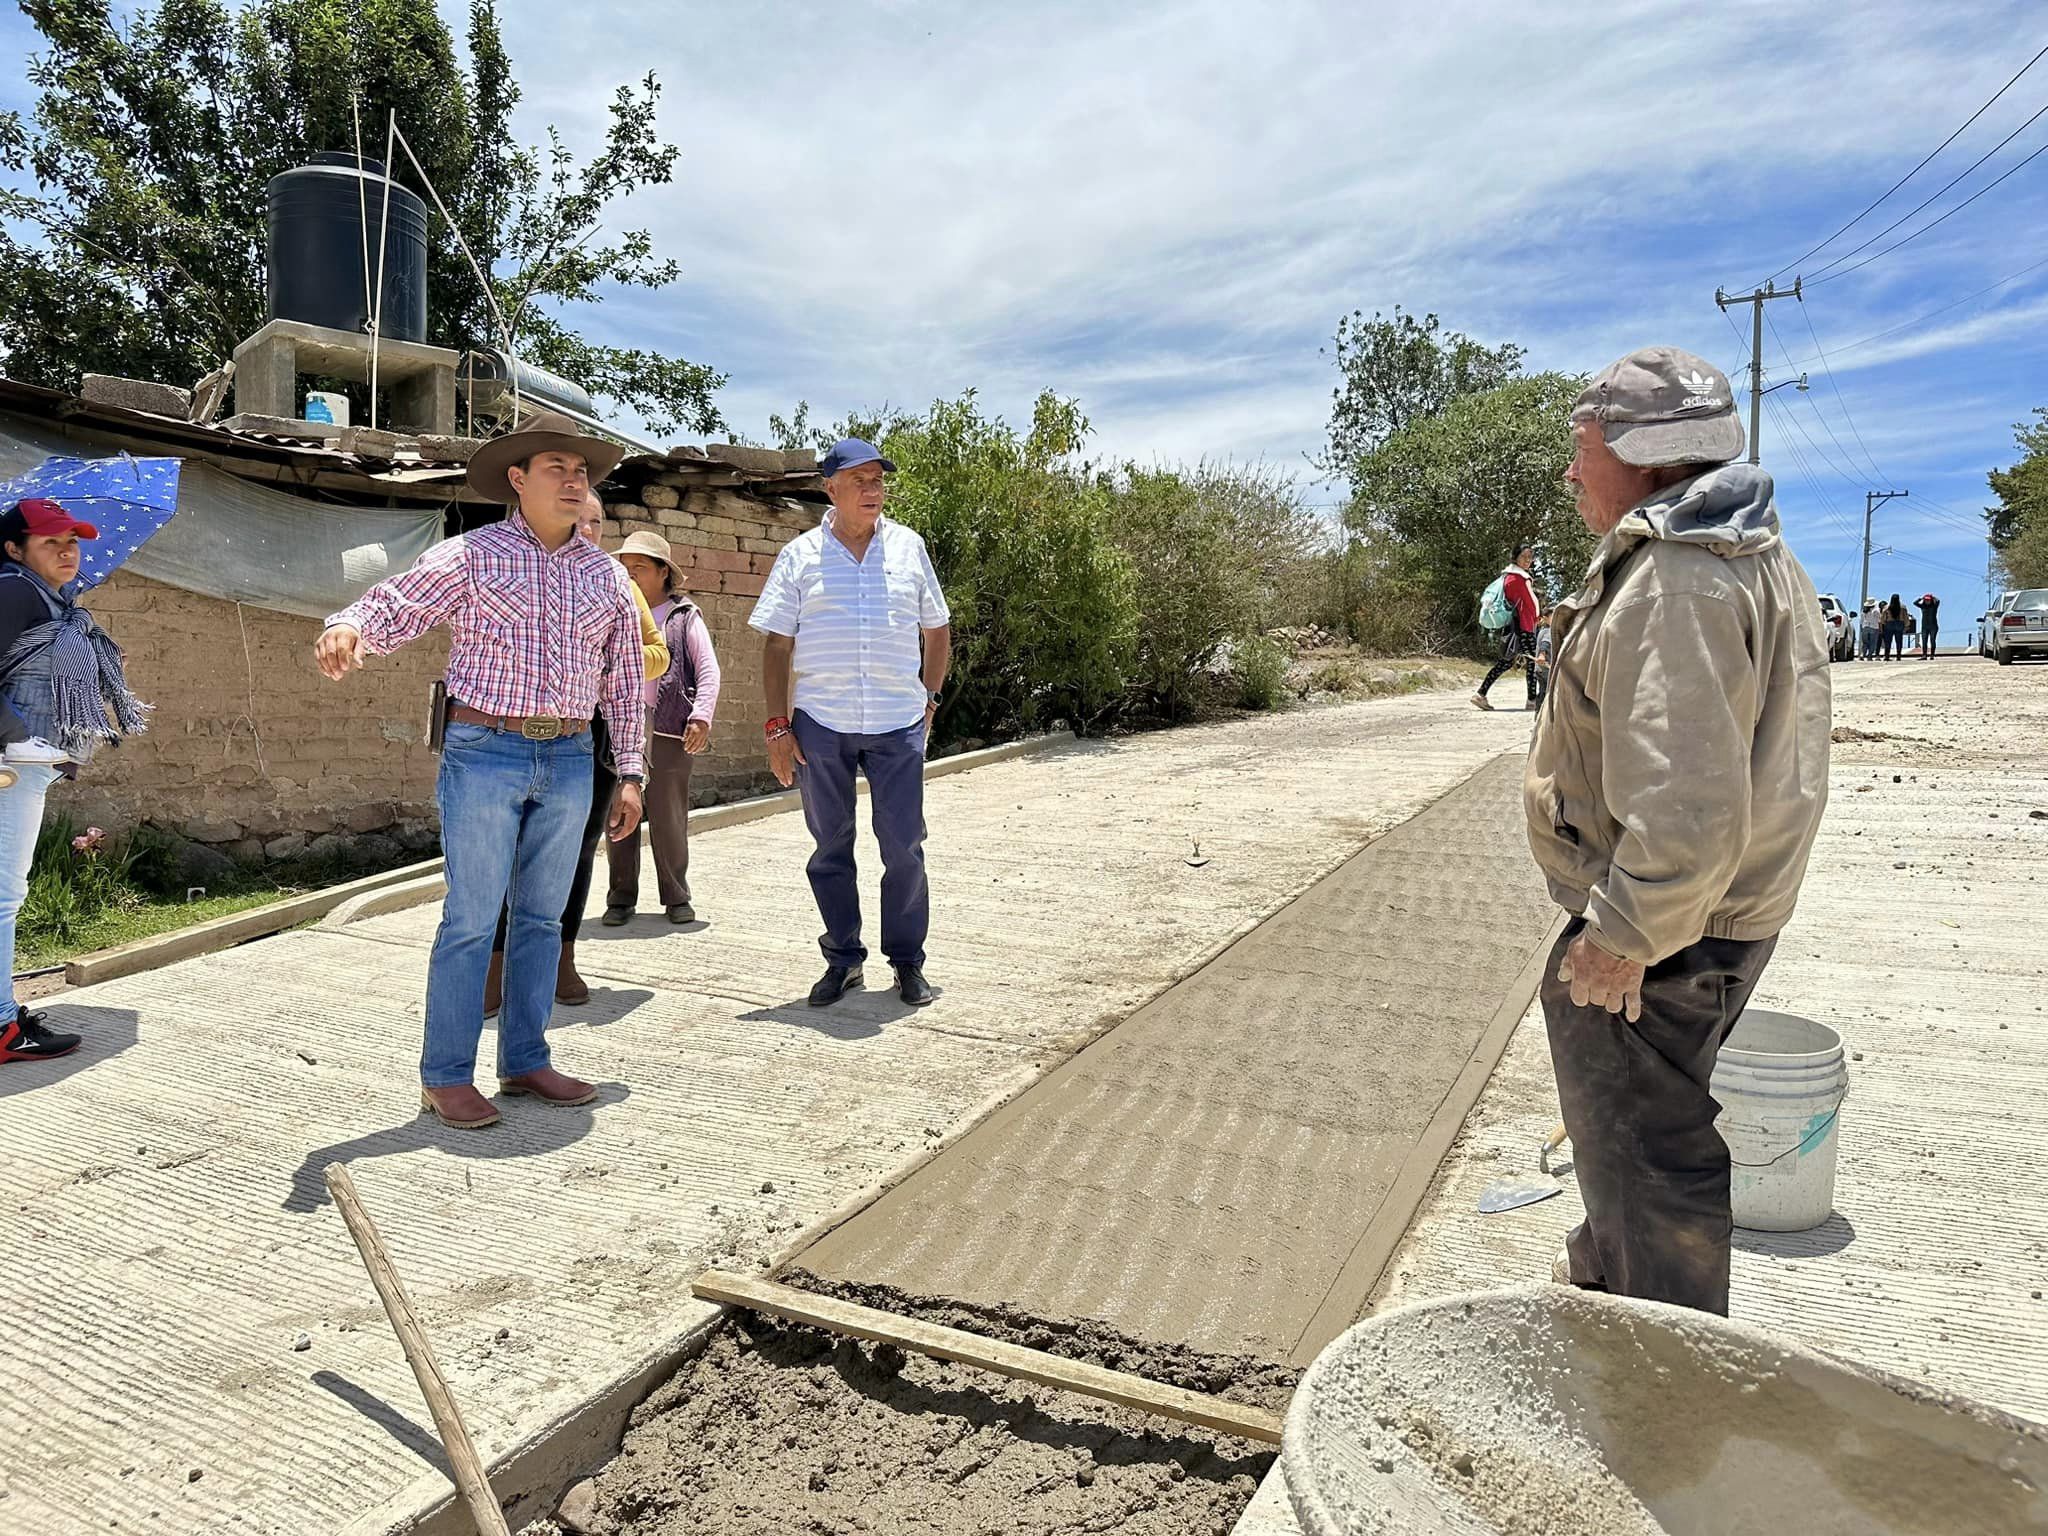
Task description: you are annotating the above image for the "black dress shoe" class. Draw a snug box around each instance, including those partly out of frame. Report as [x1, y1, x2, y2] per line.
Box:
[894, 965, 936, 1007]
[808, 964, 863, 1007]
[666, 902, 696, 924]
[601, 905, 632, 927]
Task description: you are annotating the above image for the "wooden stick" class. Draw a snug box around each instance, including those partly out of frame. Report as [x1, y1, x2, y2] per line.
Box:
[325, 1163, 511, 1536]
[693, 1269, 1284, 1445]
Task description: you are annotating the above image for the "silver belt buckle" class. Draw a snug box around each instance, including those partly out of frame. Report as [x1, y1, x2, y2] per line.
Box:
[522, 716, 563, 741]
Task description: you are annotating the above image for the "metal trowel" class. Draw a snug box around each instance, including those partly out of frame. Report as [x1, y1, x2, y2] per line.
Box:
[1477, 1122, 1569, 1213]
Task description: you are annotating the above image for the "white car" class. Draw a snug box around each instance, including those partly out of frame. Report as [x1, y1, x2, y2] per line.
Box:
[1991, 589, 2048, 665]
[1980, 591, 2017, 657]
[1816, 594, 1855, 661]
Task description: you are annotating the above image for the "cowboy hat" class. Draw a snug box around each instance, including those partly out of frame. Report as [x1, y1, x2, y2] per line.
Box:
[466, 409, 628, 504]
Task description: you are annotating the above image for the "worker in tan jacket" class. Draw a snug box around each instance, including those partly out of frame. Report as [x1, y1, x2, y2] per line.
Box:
[1531, 345, 1830, 1315]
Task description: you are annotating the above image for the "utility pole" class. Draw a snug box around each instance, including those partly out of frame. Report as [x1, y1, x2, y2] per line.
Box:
[1860, 488, 1909, 622]
[1714, 278, 1803, 464]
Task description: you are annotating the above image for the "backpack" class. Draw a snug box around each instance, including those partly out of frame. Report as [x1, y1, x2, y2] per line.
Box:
[1479, 575, 1514, 631]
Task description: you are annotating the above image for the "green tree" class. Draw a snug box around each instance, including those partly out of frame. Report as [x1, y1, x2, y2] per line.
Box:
[1347, 372, 1591, 646]
[1109, 462, 1322, 718]
[1318, 306, 1525, 480]
[879, 391, 1136, 739]
[1986, 407, 2048, 559]
[0, 0, 723, 435]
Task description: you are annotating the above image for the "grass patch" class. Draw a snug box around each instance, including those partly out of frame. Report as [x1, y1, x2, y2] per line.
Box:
[14, 890, 297, 970]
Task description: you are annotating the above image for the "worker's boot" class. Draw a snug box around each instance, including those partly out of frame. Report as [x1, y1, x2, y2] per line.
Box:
[483, 950, 504, 1020]
[555, 940, 591, 1006]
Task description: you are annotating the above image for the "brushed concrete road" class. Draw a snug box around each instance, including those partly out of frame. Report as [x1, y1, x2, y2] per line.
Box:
[1, 688, 1525, 1536]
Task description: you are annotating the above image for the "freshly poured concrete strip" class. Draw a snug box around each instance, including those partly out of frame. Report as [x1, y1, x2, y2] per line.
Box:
[2, 689, 1526, 1535]
[1235, 663, 2048, 1534]
[797, 755, 1560, 1365]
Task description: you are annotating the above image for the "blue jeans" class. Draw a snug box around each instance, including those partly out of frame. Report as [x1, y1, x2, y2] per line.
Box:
[792, 710, 929, 970]
[0, 764, 63, 1014]
[423, 724, 594, 1087]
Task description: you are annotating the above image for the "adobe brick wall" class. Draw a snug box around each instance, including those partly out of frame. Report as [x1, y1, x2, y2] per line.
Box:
[41, 484, 817, 856]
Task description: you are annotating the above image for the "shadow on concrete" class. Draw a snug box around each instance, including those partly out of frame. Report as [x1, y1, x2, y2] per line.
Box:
[310, 1369, 451, 1477]
[737, 983, 931, 1042]
[1734, 1211, 1858, 1258]
[549, 986, 655, 1030]
[0, 1004, 140, 1099]
[282, 1082, 631, 1214]
[582, 914, 711, 940]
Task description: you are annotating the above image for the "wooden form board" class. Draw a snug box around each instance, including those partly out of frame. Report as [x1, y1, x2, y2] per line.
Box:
[692, 1270, 1284, 1446]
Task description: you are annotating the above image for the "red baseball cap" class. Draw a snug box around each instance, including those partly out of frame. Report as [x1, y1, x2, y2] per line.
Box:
[6, 497, 99, 539]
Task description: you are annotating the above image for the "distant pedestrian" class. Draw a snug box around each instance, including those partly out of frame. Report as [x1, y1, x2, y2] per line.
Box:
[0, 497, 151, 1066]
[483, 490, 670, 1015]
[1536, 346, 1829, 1315]
[606, 530, 721, 925]
[1859, 600, 1880, 661]
[1471, 544, 1540, 711]
[1529, 614, 1553, 706]
[318, 412, 647, 1130]
[751, 438, 952, 1008]
[1883, 593, 1908, 660]
[1914, 593, 1940, 659]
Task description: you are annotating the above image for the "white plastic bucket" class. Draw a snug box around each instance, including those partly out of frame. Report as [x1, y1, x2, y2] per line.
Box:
[1713, 1009, 1847, 1232]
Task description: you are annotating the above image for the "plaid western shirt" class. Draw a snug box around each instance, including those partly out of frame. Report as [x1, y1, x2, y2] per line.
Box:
[328, 513, 647, 776]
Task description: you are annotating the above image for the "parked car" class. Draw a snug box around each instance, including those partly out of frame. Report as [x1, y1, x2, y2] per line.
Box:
[1991, 589, 2048, 665]
[1816, 593, 1855, 661]
[1980, 591, 2018, 657]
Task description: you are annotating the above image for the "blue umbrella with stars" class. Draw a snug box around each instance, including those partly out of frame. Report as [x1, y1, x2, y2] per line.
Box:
[0, 454, 182, 592]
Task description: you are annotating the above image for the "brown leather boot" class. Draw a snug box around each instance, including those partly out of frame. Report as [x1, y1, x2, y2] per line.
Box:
[419, 1084, 501, 1129]
[555, 940, 590, 1005]
[498, 1066, 597, 1106]
[483, 949, 504, 1019]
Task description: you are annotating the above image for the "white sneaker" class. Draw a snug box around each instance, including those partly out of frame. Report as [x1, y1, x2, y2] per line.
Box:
[4, 738, 69, 765]
[1550, 1248, 1573, 1285]
[1469, 693, 1494, 712]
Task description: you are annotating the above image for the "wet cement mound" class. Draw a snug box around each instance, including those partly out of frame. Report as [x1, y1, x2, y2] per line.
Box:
[528, 1276, 1295, 1536]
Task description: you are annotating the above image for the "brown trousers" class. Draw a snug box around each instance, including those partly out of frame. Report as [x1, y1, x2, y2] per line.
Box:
[606, 731, 694, 908]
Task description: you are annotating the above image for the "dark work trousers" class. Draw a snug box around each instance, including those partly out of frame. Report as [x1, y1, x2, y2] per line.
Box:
[1920, 626, 1939, 658]
[792, 709, 929, 970]
[607, 729, 694, 909]
[1477, 624, 1537, 702]
[494, 714, 615, 953]
[1544, 916, 1779, 1316]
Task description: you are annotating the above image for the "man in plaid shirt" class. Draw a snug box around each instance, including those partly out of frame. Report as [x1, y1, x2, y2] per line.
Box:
[317, 411, 645, 1130]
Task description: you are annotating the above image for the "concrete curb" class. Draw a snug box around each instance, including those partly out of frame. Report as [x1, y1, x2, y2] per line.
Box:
[320, 731, 1076, 932]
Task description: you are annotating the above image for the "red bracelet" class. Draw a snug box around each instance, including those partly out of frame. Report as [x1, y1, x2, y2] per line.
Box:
[764, 716, 792, 739]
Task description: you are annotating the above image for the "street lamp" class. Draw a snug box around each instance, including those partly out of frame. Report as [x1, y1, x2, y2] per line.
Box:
[1761, 373, 1810, 398]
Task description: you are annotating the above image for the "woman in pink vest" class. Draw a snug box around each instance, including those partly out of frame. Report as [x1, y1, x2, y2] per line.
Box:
[605, 532, 721, 924]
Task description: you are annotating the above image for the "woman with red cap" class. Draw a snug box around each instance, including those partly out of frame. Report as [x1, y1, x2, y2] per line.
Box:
[0, 496, 151, 1065]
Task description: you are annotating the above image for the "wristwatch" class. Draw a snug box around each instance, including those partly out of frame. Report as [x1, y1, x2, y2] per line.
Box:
[926, 691, 942, 706]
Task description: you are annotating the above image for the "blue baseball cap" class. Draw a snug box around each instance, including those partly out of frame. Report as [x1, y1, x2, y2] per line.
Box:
[818, 438, 897, 477]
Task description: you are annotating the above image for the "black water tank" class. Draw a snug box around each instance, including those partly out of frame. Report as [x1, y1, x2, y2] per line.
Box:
[266, 152, 429, 342]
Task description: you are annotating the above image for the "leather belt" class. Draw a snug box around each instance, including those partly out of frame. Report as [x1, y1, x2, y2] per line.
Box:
[448, 703, 590, 741]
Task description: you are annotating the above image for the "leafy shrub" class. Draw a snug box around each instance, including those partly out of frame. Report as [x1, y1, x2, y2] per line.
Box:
[1234, 637, 1290, 711]
[20, 818, 141, 953]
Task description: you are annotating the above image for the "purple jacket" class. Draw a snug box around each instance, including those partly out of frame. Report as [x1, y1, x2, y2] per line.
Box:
[648, 598, 720, 738]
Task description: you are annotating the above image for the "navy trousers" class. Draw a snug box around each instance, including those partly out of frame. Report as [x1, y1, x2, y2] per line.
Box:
[792, 709, 929, 969]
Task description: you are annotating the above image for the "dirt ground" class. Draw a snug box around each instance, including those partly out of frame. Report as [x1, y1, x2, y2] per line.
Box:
[525, 1276, 1297, 1536]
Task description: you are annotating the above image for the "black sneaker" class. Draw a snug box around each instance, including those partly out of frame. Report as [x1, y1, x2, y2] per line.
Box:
[894, 965, 936, 1007]
[665, 902, 696, 924]
[808, 964, 863, 1007]
[601, 905, 633, 927]
[0, 1008, 81, 1064]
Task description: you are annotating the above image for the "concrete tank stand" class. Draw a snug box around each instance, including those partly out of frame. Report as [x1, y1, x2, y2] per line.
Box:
[232, 317, 459, 435]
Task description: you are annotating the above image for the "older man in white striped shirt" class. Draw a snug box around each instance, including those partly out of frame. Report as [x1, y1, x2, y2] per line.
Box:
[750, 438, 952, 1008]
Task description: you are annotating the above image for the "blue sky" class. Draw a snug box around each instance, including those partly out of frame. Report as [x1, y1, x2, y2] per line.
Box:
[7, 0, 2046, 633]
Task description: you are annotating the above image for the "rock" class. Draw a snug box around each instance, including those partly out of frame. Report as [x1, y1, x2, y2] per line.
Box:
[222, 412, 342, 442]
[639, 483, 681, 510]
[263, 832, 308, 861]
[349, 833, 403, 870]
[706, 442, 793, 474]
[82, 373, 193, 418]
[1074, 1464, 1096, 1486]
[226, 838, 267, 867]
[556, 1477, 600, 1533]
[338, 426, 405, 459]
[306, 832, 352, 863]
[760, 1180, 776, 1194]
[344, 802, 397, 835]
[179, 814, 244, 844]
[290, 1332, 311, 1352]
[167, 838, 239, 888]
[494, 1326, 511, 1341]
[416, 434, 483, 463]
[2032, 810, 2048, 821]
[186, 1467, 204, 1483]
[392, 820, 439, 854]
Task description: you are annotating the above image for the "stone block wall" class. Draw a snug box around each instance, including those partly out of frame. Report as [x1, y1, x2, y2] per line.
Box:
[39, 482, 817, 861]
[601, 479, 819, 797]
[47, 571, 448, 859]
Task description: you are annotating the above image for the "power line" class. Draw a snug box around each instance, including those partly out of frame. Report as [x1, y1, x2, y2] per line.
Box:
[1809, 130, 2048, 286]
[1888, 546, 1989, 580]
[1792, 303, 1894, 487]
[1763, 41, 2048, 285]
[1793, 250, 2048, 362]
